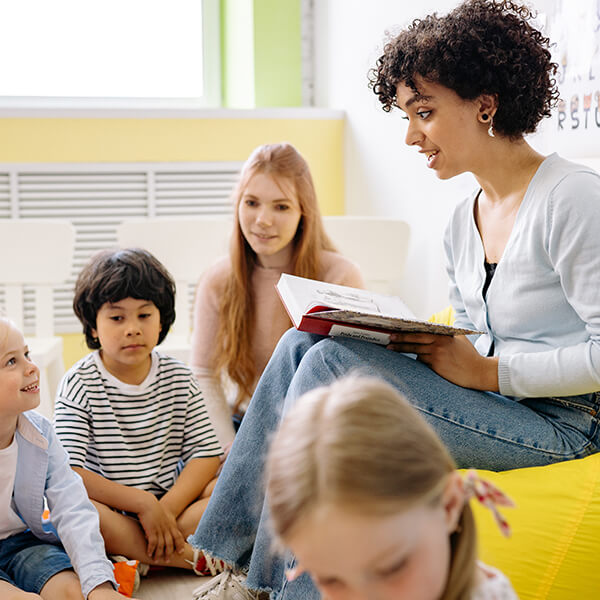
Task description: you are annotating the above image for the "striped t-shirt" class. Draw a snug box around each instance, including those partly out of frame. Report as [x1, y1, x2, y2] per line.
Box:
[54, 350, 222, 497]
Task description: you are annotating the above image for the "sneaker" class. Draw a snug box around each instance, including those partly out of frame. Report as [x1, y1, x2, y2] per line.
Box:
[109, 555, 149, 577]
[190, 548, 227, 576]
[110, 555, 146, 596]
[191, 570, 263, 600]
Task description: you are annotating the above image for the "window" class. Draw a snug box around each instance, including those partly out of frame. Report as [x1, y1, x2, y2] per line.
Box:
[0, 0, 220, 109]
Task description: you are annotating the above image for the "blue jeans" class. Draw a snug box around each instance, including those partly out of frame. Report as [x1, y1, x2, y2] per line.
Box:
[188, 329, 600, 598]
[0, 530, 73, 594]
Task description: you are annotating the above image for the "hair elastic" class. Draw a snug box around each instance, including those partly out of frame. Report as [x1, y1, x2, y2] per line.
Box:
[463, 470, 514, 537]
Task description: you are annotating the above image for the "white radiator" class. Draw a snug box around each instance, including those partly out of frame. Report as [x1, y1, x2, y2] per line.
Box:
[0, 161, 242, 333]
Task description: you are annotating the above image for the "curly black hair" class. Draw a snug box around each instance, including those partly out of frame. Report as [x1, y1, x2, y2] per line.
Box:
[73, 247, 176, 350]
[369, 0, 559, 138]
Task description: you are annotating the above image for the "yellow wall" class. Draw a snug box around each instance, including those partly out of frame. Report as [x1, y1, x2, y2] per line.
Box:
[63, 333, 89, 368]
[0, 116, 344, 216]
[0, 114, 345, 369]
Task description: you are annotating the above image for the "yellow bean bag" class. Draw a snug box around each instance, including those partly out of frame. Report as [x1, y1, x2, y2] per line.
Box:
[472, 456, 600, 599]
[430, 306, 600, 598]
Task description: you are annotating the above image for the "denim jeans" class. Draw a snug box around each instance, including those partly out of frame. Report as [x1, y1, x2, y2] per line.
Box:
[0, 531, 73, 594]
[188, 329, 600, 598]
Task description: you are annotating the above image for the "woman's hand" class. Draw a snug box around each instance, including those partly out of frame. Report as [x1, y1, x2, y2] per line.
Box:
[387, 333, 499, 391]
[135, 491, 185, 561]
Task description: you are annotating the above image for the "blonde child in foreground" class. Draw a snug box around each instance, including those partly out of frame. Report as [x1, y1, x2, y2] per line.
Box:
[0, 317, 127, 600]
[54, 248, 222, 576]
[266, 376, 517, 600]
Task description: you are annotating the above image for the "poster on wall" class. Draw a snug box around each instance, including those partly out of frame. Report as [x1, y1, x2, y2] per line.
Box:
[544, 0, 600, 156]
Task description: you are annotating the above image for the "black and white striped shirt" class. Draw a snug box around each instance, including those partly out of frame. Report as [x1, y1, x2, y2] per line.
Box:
[54, 351, 222, 497]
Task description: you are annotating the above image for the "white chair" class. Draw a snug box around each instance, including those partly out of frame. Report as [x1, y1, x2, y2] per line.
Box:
[0, 219, 75, 418]
[116, 216, 233, 363]
[323, 216, 410, 294]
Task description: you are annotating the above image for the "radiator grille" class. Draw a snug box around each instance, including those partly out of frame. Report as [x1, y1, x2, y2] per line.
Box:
[0, 162, 241, 333]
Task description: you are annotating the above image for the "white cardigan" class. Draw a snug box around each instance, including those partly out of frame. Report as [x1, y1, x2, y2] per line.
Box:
[445, 153, 600, 398]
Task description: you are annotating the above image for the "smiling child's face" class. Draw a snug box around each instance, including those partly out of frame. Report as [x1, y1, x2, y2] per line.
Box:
[0, 320, 40, 426]
[92, 297, 161, 385]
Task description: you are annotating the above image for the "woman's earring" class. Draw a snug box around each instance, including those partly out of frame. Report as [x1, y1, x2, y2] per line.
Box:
[481, 113, 495, 137]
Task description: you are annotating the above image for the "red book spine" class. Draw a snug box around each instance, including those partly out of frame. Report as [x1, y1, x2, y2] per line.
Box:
[296, 315, 336, 336]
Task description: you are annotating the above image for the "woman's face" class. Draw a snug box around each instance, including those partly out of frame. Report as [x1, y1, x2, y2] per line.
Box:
[286, 501, 455, 600]
[238, 172, 302, 268]
[395, 78, 488, 180]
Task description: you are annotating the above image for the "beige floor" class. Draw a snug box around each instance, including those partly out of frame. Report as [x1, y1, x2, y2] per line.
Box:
[137, 569, 211, 600]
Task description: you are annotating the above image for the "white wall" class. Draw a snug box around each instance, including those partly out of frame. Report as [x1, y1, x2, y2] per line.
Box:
[313, 0, 549, 318]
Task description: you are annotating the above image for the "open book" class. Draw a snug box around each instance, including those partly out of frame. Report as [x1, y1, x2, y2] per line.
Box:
[276, 274, 480, 345]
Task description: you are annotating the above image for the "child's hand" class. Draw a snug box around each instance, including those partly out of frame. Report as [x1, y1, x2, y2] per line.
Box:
[88, 581, 138, 599]
[136, 491, 185, 561]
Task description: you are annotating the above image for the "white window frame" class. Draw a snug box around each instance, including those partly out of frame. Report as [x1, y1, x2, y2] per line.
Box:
[0, 0, 221, 113]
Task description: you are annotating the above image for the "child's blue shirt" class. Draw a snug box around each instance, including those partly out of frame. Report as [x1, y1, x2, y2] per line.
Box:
[13, 410, 116, 597]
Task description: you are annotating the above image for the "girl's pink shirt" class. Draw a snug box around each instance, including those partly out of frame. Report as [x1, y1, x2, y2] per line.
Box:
[190, 250, 364, 393]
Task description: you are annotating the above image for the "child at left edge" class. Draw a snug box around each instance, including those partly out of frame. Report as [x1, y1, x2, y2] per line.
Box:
[53, 247, 222, 575]
[0, 316, 125, 600]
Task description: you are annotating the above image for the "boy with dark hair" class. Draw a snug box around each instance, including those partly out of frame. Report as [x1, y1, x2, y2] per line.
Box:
[54, 248, 222, 576]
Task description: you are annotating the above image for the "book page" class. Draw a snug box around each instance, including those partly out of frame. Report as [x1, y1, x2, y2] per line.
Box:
[277, 274, 416, 319]
[310, 286, 383, 313]
[309, 285, 415, 318]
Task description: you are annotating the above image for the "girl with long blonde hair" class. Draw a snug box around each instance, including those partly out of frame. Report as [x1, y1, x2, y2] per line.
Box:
[190, 143, 363, 445]
[266, 376, 516, 600]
